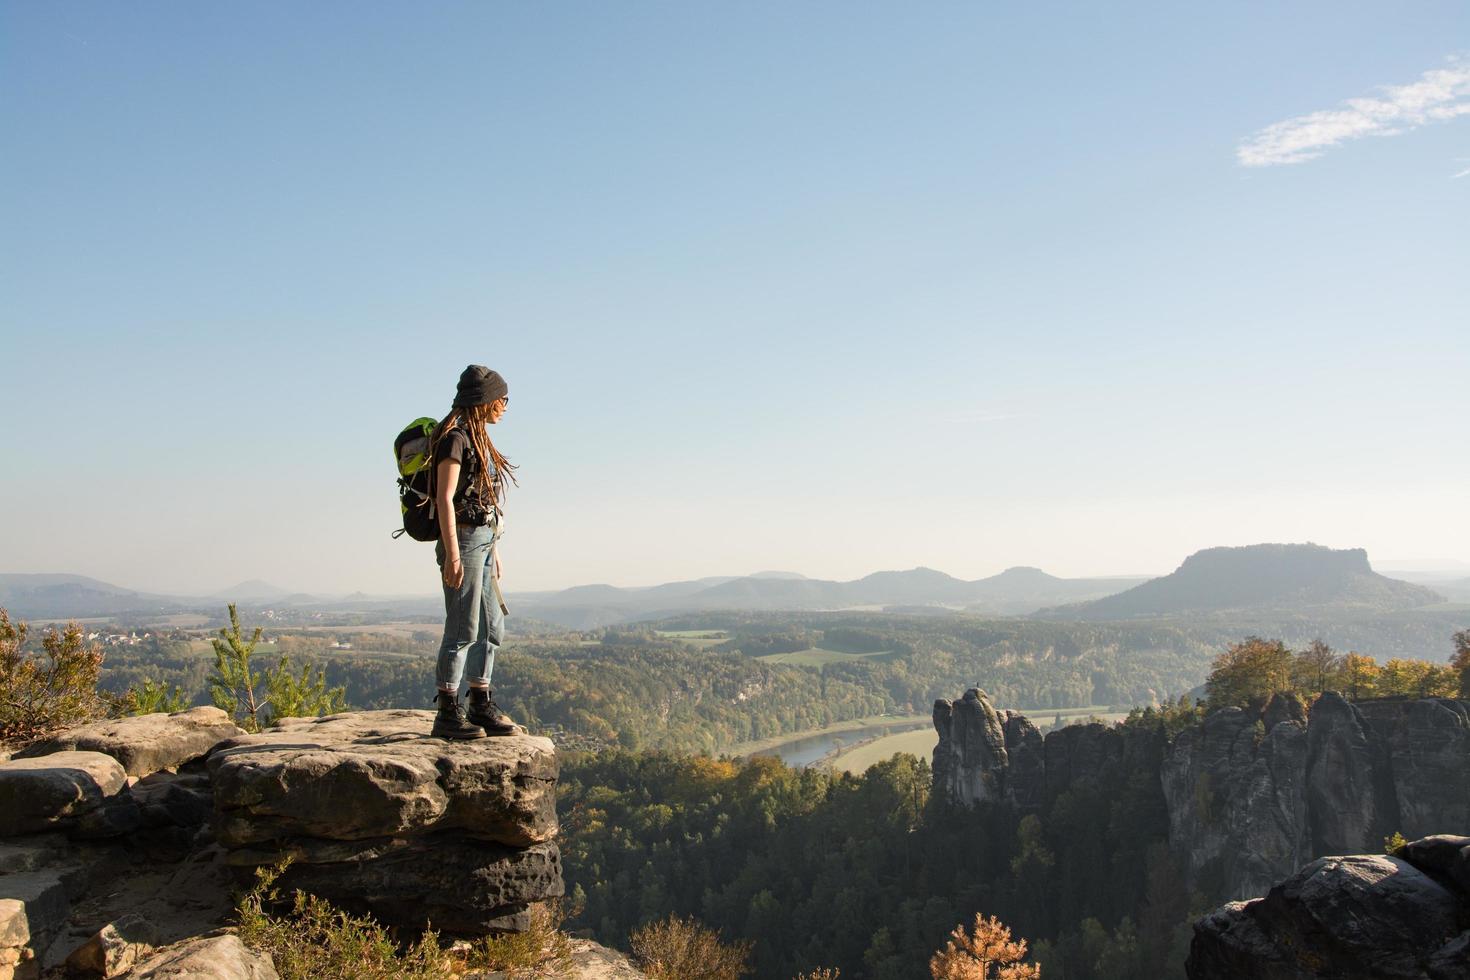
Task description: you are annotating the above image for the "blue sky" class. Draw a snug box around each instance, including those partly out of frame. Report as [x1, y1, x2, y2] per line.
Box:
[2, 3, 1467, 595]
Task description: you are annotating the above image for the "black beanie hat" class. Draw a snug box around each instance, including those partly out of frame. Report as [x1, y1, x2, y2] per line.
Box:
[453, 365, 509, 408]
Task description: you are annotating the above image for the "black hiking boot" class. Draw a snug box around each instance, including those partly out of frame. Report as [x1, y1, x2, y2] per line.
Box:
[432, 691, 486, 740]
[466, 687, 517, 736]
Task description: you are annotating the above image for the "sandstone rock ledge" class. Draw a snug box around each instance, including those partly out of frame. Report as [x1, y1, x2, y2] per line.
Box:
[1187, 834, 1470, 979]
[16, 707, 242, 777]
[207, 710, 564, 936]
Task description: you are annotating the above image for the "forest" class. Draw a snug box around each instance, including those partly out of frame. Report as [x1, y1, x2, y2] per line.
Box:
[5, 605, 1468, 978]
[558, 719, 1195, 979]
[554, 631, 1470, 979]
[85, 609, 1467, 757]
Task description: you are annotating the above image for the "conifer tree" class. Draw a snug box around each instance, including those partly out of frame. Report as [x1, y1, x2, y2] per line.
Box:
[929, 914, 1039, 980]
[211, 604, 268, 731]
[210, 604, 346, 732]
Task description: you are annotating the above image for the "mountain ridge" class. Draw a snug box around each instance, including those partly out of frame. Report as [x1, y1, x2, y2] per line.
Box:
[2, 545, 1445, 628]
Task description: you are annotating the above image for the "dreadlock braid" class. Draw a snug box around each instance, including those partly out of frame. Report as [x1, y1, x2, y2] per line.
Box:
[431, 403, 518, 508]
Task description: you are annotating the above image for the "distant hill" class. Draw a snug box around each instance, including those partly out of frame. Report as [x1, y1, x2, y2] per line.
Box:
[1430, 577, 1470, 602]
[1041, 544, 1444, 620]
[512, 566, 1149, 628]
[0, 573, 184, 619]
[210, 579, 294, 601]
[964, 566, 1150, 613]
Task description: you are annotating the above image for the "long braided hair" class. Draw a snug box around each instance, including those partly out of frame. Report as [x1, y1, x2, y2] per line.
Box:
[431, 401, 518, 509]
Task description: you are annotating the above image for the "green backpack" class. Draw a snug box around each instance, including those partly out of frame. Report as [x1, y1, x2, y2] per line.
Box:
[393, 417, 440, 541]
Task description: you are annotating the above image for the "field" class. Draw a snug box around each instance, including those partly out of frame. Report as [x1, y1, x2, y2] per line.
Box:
[656, 629, 731, 649]
[833, 728, 938, 774]
[755, 647, 893, 666]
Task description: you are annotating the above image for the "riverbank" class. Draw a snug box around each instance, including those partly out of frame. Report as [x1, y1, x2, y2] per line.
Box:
[724, 713, 932, 759]
[827, 708, 1134, 774]
[725, 705, 1133, 770]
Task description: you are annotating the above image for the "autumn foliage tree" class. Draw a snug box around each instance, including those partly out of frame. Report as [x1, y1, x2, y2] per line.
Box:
[0, 609, 107, 743]
[930, 914, 1040, 980]
[1206, 635, 1465, 710]
[1205, 637, 1293, 710]
[1452, 630, 1470, 699]
[1341, 652, 1381, 700]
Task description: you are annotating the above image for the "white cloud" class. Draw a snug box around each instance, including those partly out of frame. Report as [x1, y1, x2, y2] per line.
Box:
[1238, 59, 1470, 167]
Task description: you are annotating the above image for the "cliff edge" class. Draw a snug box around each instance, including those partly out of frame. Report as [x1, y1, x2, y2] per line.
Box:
[1187, 834, 1470, 979]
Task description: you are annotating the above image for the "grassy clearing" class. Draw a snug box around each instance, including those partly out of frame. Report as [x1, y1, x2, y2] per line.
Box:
[655, 629, 730, 649]
[756, 647, 893, 666]
[834, 728, 939, 774]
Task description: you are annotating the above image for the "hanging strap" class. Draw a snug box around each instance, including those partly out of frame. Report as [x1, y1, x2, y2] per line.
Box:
[490, 538, 509, 616]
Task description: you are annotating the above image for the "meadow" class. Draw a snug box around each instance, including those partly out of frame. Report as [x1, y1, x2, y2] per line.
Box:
[754, 647, 894, 666]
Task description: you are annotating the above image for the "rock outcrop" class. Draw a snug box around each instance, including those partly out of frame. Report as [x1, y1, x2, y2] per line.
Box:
[206, 710, 563, 935]
[1355, 698, 1470, 842]
[1160, 695, 1312, 899]
[0, 864, 75, 979]
[0, 706, 568, 975]
[933, 689, 1155, 811]
[1187, 835, 1470, 979]
[936, 689, 1470, 901]
[127, 934, 279, 980]
[1166, 693, 1470, 898]
[0, 752, 131, 838]
[16, 708, 241, 777]
[932, 690, 1010, 804]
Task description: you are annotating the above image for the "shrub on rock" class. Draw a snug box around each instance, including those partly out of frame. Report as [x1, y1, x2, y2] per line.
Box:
[0, 609, 107, 744]
[630, 914, 751, 980]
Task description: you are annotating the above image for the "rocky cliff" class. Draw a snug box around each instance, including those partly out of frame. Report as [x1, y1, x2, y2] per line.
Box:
[1165, 693, 1470, 898]
[934, 689, 1470, 899]
[933, 689, 1161, 812]
[0, 707, 632, 980]
[1187, 834, 1470, 979]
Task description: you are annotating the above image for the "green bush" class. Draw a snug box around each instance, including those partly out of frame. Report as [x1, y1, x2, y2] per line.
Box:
[124, 677, 189, 714]
[631, 914, 751, 980]
[472, 900, 575, 978]
[211, 604, 346, 731]
[0, 609, 107, 743]
[236, 860, 451, 980]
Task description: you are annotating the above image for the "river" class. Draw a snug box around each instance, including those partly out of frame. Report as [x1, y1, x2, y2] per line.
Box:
[750, 720, 933, 768]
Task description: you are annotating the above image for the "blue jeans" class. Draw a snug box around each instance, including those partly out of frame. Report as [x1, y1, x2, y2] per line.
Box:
[435, 523, 503, 690]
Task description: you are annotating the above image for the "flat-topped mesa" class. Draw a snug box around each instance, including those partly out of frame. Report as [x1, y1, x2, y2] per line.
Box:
[205, 709, 564, 936]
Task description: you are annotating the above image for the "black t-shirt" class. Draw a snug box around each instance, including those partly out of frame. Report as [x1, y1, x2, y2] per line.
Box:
[437, 428, 496, 522]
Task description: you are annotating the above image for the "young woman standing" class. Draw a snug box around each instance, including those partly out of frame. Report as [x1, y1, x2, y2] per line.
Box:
[430, 365, 519, 740]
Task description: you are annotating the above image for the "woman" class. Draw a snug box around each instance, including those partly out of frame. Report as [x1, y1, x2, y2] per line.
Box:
[429, 364, 519, 740]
